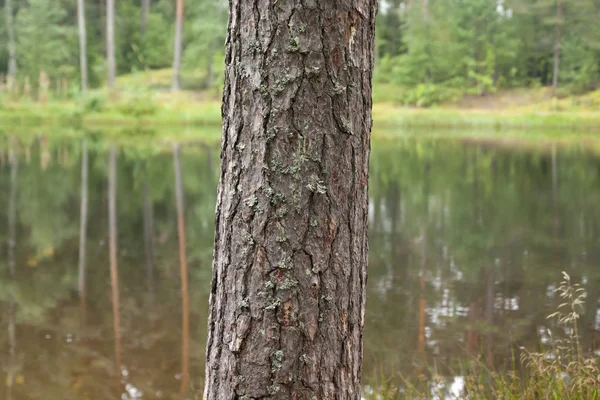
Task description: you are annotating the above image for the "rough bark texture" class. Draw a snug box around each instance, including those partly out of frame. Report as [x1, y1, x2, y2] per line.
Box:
[172, 0, 184, 91]
[107, 0, 116, 88]
[204, 1, 377, 399]
[6, 0, 17, 81]
[77, 0, 89, 92]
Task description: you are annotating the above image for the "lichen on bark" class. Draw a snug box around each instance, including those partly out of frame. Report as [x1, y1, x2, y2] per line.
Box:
[205, 1, 377, 399]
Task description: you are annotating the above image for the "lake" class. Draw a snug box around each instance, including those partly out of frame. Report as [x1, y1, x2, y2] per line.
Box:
[0, 129, 599, 399]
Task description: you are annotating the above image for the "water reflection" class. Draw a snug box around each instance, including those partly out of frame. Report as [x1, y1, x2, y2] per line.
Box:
[364, 138, 600, 395]
[0, 133, 598, 399]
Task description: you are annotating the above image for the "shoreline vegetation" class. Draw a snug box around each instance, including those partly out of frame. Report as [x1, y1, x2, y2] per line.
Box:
[3, 70, 600, 133]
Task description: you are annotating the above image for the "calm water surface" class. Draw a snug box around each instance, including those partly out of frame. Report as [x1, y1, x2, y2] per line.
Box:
[0, 131, 599, 399]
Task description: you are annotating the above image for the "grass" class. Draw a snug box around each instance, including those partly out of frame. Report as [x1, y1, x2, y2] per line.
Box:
[363, 272, 600, 400]
[4, 69, 600, 133]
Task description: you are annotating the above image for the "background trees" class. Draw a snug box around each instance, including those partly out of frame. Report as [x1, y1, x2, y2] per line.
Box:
[0, 0, 599, 100]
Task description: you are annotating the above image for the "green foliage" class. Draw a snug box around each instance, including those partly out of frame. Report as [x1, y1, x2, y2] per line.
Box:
[373, 0, 600, 103]
[117, 92, 158, 118]
[1, 0, 600, 103]
[83, 92, 107, 113]
[14, 0, 77, 90]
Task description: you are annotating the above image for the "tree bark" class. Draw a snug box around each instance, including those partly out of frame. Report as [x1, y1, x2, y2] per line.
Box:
[77, 0, 89, 93]
[172, 0, 184, 91]
[552, 0, 562, 96]
[6, 0, 17, 82]
[141, 0, 150, 35]
[204, 1, 377, 399]
[107, 0, 116, 88]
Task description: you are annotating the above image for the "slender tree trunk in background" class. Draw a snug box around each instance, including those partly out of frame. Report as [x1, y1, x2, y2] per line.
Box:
[6, 0, 17, 82]
[552, 0, 562, 96]
[107, 0, 116, 89]
[142, 180, 155, 293]
[108, 146, 122, 393]
[171, 0, 184, 91]
[77, 0, 89, 93]
[204, 1, 377, 398]
[141, 0, 150, 35]
[173, 144, 190, 394]
[79, 140, 89, 319]
[8, 138, 18, 278]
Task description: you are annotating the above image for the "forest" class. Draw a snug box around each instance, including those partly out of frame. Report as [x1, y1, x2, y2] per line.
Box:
[1, 0, 600, 108]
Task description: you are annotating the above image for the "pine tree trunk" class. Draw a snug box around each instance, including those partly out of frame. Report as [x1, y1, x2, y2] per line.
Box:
[552, 0, 562, 96]
[204, 2, 377, 399]
[141, 0, 150, 35]
[172, 0, 184, 91]
[107, 0, 116, 88]
[6, 0, 17, 82]
[77, 0, 89, 93]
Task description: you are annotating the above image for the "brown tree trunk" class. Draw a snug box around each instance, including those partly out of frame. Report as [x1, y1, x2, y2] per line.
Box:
[107, 0, 116, 88]
[141, 0, 150, 35]
[77, 0, 89, 93]
[172, 0, 184, 91]
[552, 0, 562, 96]
[6, 0, 17, 82]
[204, 1, 377, 399]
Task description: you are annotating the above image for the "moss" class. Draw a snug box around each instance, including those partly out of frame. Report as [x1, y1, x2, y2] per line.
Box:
[307, 175, 327, 194]
[279, 277, 299, 290]
[238, 298, 250, 309]
[276, 235, 288, 243]
[244, 194, 258, 208]
[271, 350, 285, 372]
[264, 298, 281, 311]
[333, 83, 346, 95]
[287, 36, 300, 52]
[276, 255, 293, 270]
[268, 385, 281, 395]
[275, 205, 289, 218]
